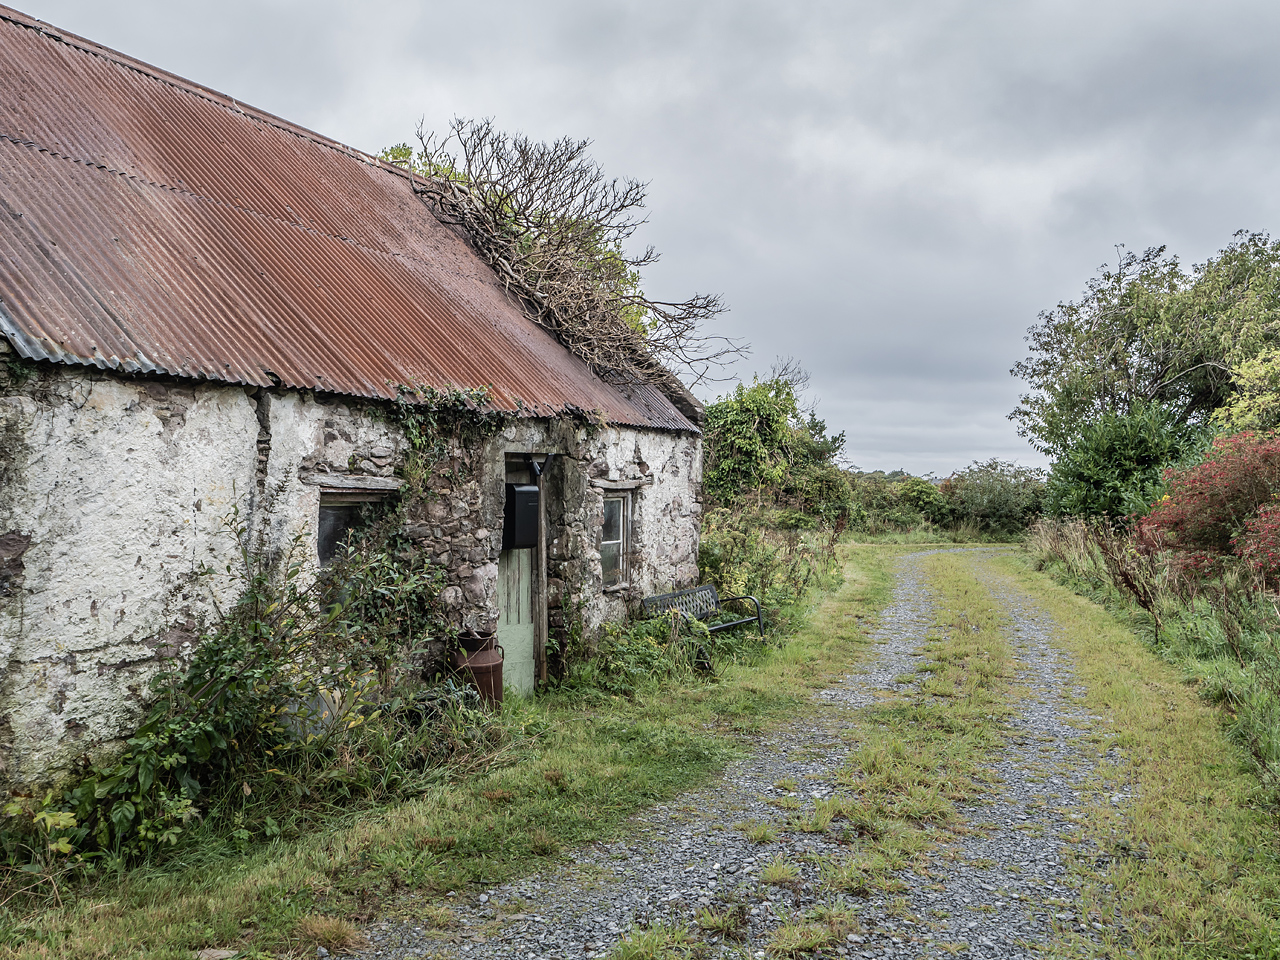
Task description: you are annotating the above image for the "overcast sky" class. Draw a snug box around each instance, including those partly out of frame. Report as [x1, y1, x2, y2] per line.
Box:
[15, 0, 1280, 473]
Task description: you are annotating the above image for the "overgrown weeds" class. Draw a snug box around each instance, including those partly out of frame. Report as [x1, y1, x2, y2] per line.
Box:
[698, 505, 841, 634]
[1029, 518, 1280, 795]
[698, 368, 849, 631]
[0, 509, 509, 885]
[557, 608, 767, 698]
[0, 540, 894, 959]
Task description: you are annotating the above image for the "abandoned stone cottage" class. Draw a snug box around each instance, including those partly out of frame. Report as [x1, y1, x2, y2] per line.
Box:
[0, 5, 703, 788]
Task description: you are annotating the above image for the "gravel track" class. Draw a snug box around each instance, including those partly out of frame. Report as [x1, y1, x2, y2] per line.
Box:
[358, 550, 1115, 959]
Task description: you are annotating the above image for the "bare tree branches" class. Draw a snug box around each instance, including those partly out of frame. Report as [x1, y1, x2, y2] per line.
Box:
[769, 355, 818, 418]
[388, 118, 744, 386]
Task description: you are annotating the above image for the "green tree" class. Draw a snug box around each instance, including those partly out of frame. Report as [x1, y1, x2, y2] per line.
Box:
[704, 377, 798, 500]
[897, 475, 949, 524]
[1044, 404, 1205, 519]
[1011, 232, 1280, 456]
[703, 376, 850, 522]
[1213, 347, 1280, 433]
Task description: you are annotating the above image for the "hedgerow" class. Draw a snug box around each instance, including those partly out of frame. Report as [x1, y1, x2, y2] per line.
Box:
[1031, 430, 1280, 797]
[845, 462, 1044, 540]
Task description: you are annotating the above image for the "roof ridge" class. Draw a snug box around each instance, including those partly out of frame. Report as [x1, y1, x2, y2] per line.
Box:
[0, 4, 415, 186]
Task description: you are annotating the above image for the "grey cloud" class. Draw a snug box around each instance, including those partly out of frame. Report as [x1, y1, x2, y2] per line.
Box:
[18, 0, 1280, 473]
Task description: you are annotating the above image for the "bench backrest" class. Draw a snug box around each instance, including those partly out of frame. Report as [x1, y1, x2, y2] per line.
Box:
[641, 584, 721, 621]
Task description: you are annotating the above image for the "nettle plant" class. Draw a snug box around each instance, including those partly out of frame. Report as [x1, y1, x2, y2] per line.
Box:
[1, 507, 500, 869]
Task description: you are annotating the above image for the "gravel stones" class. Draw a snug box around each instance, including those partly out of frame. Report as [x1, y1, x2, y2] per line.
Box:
[354, 550, 1118, 959]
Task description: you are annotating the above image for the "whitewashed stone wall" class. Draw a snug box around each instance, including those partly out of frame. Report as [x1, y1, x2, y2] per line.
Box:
[0, 372, 257, 786]
[0, 366, 404, 786]
[0, 360, 701, 788]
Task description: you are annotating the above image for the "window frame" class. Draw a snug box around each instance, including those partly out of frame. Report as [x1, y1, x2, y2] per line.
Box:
[599, 492, 630, 591]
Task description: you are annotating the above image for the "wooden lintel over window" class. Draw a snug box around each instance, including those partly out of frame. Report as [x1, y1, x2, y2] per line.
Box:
[589, 477, 651, 491]
[301, 473, 403, 494]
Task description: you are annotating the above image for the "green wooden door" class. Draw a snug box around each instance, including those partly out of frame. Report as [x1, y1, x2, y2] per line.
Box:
[497, 548, 536, 695]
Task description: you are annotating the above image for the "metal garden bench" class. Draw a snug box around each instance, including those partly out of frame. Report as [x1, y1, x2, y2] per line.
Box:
[640, 584, 765, 637]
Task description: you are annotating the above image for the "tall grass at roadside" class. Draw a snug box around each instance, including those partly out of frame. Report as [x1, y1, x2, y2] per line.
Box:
[994, 551, 1280, 959]
[1029, 519, 1280, 795]
[556, 608, 770, 699]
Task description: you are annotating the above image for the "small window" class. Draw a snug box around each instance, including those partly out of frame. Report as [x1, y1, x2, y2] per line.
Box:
[318, 491, 382, 566]
[318, 502, 362, 566]
[601, 495, 628, 588]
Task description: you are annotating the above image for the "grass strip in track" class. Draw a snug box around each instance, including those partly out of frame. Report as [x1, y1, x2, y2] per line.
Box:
[649, 547, 1021, 958]
[810, 551, 1016, 904]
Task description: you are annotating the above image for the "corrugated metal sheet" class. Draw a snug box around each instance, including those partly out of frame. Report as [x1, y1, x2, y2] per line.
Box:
[0, 5, 696, 432]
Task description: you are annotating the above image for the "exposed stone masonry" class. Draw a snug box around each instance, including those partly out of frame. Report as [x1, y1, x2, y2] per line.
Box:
[0, 361, 701, 788]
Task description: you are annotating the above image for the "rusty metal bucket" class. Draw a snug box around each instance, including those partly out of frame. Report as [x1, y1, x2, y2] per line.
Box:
[457, 629, 496, 654]
[452, 644, 504, 706]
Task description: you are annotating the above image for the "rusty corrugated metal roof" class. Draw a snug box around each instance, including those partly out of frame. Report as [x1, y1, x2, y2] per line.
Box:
[0, 5, 696, 432]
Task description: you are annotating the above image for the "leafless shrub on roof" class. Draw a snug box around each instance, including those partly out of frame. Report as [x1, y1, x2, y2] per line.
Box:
[385, 118, 744, 386]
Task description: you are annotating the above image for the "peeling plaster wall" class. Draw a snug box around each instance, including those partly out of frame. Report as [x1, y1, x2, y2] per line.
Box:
[255, 390, 405, 570]
[0, 366, 402, 787]
[534, 424, 703, 639]
[0, 370, 257, 785]
[0, 360, 701, 788]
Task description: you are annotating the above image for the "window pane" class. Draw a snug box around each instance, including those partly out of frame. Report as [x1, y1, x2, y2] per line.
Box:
[601, 541, 622, 586]
[319, 504, 361, 566]
[602, 497, 623, 543]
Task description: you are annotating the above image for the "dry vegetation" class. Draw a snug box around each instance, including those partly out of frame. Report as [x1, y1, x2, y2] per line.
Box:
[384, 119, 741, 386]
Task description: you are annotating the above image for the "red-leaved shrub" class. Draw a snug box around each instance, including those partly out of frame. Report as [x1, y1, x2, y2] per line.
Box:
[1234, 502, 1280, 582]
[1136, 432, 1280, 555]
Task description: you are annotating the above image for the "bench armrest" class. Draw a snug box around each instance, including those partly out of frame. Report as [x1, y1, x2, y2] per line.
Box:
[718, 594, 765, 637]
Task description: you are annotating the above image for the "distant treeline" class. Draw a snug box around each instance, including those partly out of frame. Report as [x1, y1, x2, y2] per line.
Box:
[700, 371, 1047, 548]
[844, 462, 1044, 540]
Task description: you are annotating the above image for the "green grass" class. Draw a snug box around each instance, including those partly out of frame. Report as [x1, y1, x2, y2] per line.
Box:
[694, 904, 746, 937]
[607, 921, 696, 959]
[799, 549, 1018, 899]
[766, 920, 837, 956]
[992, 551, 1280, 959]
[0, 545, 901, 960]
[13, 541, 1271, 959]
[765, 902, 860, 957]
[760, 855, 802, 887]
[736, 821, 778, 844]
